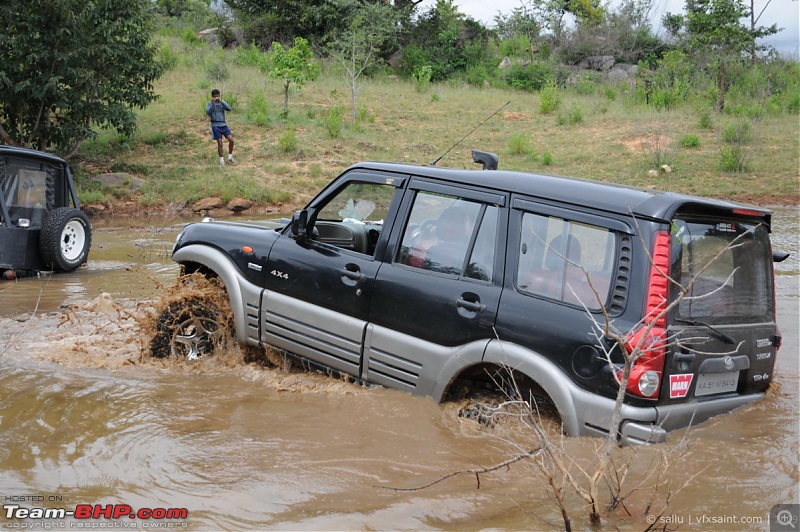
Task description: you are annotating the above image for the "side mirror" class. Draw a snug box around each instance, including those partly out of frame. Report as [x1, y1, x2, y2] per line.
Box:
[290, 209, 308, 241]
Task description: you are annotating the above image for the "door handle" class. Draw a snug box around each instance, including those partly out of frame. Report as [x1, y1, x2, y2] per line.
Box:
[339, 266, 364, 283]
[456, 297, 484, 313]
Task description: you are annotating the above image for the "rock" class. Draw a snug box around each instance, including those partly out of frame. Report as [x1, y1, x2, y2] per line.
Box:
[227, 198, 254, 213]
[93, 172, 145, 190]
[82, 203, 106, 217]
[498, 57, 512, 69]
[192, 197, 224, 212]
[660, 164, 672, 174]
[647, 169, 659, 178]
[579, 55, 615, 71]
[198, 28, 220, 46]
[607, 68, 630, 83]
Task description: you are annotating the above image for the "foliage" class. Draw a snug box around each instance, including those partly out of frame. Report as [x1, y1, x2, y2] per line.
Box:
[400, 0, 491, 82]
[680, 133, 700, 147]
[0, 0, 163, 155]
[412, 65, 434, 93]
[269, 37, 319, 110]
[245, 94, 270, 126]
[278, 128, 298, 153]
[557, 103, 584, 125]
[320, 106, 345, 138]
[235, 42, 270, 69]
[504, 63, 554, 92]
[541, 151, 554, 165]
[326, 2, 397, 123]
[636, 50, 693, 110]
[664, 0, 779, 111]
[507, 131, 537, 159]
[539, 80, 562, 114]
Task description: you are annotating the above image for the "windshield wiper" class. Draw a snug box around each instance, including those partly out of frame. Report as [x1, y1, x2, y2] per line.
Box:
[675, 318, 735, 345]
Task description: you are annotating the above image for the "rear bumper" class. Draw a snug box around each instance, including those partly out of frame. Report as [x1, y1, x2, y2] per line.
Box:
[571, 383, 763, 444]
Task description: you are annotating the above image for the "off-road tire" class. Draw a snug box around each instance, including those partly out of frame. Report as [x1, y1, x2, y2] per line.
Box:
[39, 207, 92, 272]
[150, 298, 230, 359]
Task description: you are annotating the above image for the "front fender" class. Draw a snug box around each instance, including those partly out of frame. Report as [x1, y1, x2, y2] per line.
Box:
[173, 244, 254, 345]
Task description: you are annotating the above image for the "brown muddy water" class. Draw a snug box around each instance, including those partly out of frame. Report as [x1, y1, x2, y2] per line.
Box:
[0, 209, 798, 531]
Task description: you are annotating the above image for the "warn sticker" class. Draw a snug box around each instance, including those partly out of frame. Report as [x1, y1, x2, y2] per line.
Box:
[669, 374, 694, 398]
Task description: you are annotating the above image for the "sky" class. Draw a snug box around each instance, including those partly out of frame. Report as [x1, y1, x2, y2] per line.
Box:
[416, 0, 800, 58]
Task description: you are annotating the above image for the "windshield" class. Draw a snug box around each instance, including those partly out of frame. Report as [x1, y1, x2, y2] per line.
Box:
[672, 218, 773, 323]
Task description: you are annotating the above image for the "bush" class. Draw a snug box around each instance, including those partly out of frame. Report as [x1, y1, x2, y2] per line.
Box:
[504, 62, 553, 92]
[413, 65, 433, 93]
[697, 109, 714, 129]
[182, 27, 203, 46]
[278, 128, 298, 153]
[539, 80, 561, 114]
[680, 134, 700, 148]
[721, 120, 752, 145]
[321, 106, 344, 138]
[246, 94, 270, 127]
[542, 151, 553, 166]
[156, 41, 180, 71]
[508, 132, 536, 159]
[556, 104, 584, 125]
[236, 42, 269, 70]
[720, 145, 749, 172]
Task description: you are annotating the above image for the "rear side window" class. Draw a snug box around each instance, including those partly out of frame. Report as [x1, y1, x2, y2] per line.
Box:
[517, 212, 616, 309]
[672, 219, 772, 322]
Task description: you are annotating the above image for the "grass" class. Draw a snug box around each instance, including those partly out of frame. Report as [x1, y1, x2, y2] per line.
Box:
[74, 40, 800, 209]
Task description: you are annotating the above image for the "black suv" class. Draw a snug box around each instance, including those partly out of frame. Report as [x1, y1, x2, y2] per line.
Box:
[164, 153, 784, 444]
[0, 146, 92, 279]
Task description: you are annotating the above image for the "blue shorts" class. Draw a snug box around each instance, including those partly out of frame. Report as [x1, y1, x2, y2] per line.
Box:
[211, 125, 233, 140]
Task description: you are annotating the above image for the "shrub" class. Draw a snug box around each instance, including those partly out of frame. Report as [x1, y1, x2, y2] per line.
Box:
[508, 132, 536, 159]
[278, 128, 298, 153]
[321, 106, 344, 138]
[720, 145, 748, 172]
[539, 80, 561, 115]
[504, 63, 553, 92]
[182, 28, 202, 46]
[541, 151, 554, 166]
[697, 109, 714, 129]
[680, 134, 700, 148]
[246, 94, 270, 127]
[721, 120, 752, 145]
[413, 65, 433, 93]
[156, 41, 180, 71]
[604, 87, 617, 101]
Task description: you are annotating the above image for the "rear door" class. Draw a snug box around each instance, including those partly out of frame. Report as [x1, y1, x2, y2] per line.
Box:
[365, 180, 507, 395]
[661, 215, 778, 405]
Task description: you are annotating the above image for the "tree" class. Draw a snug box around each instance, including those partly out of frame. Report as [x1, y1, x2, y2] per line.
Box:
[664, 0, 779, 111]
[0, 0, 164, 156]
[269, 37, 318, 111]
[494, 2, 544, 63]
[326, 3, 398, 123]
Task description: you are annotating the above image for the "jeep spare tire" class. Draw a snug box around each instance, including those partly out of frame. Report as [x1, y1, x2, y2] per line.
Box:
[39, 207, 92, 272]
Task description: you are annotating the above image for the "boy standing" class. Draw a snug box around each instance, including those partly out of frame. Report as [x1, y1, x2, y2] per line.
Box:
[206, 89, 235, 167]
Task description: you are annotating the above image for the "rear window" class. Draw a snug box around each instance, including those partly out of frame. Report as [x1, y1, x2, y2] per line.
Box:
[516, 212, 616, 309]
[672, 219, 773, 323]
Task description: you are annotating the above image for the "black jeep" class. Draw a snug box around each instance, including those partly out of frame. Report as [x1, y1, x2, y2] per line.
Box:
[0, 146, 92, 279]
[161, 152, 785, 444]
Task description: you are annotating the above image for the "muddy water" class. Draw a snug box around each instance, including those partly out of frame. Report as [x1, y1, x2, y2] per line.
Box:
[0, 209, 798, 530]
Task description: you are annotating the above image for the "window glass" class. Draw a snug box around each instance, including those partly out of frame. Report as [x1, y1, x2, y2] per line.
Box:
[674, 220, 771, 321]
[317, 182, 396, 223]
[466, 205, 497, 281]
[517, 212, 615, 309]
[398, 191, 486, 277]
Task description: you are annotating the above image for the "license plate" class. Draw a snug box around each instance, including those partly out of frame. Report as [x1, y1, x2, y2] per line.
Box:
[695, 371, 739, 396]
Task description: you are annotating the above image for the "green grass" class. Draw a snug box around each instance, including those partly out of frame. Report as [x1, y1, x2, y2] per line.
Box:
[75, 41, 800, 209]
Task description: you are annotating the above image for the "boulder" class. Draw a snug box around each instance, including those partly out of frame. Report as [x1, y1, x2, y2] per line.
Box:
[579, 55, 615, 71]
[498, 57, 512, 69]
[227, 198, 254, 213]
[192, 197, 224, 212]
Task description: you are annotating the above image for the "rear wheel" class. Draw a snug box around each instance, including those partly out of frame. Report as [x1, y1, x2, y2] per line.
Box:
[39, 207, 92, 272]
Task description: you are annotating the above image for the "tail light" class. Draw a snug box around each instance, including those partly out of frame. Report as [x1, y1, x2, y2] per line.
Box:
[623, 230, 671, 398]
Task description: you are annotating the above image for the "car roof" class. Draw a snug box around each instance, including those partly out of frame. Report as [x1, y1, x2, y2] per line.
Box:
[347, 161, 771, 223]
[0, 145, 69, 167]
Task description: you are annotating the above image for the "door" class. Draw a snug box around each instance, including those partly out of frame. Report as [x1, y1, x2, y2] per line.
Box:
[365, 180, 507, 395]
[261, 172, 405, 376]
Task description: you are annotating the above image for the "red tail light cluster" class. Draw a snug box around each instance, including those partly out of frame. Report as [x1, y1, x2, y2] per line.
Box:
[624, 230, 671, 398]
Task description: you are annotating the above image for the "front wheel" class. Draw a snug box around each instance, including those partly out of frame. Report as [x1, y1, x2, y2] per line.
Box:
[150, 298, 229, 359]
[39, 207, 92, 272]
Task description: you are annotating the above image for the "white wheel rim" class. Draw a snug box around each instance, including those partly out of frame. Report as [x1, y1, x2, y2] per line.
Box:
[60, 220, 86, 262]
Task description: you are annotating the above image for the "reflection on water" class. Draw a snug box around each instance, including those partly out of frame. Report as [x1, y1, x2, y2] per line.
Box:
[0, 208, 797, 529]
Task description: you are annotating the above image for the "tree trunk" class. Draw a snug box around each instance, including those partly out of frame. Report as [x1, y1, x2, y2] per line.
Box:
[718, 59, 726, 112]
[284, 81, 290, 110]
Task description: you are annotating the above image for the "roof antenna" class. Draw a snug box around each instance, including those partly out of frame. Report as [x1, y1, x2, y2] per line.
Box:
[430, 101, 511, 167]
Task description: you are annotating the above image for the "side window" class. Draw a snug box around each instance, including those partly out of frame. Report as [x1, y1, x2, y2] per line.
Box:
[517, 212, 615, 309]
[398, 191, 495, 280]
[311, 181, 398, 256]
